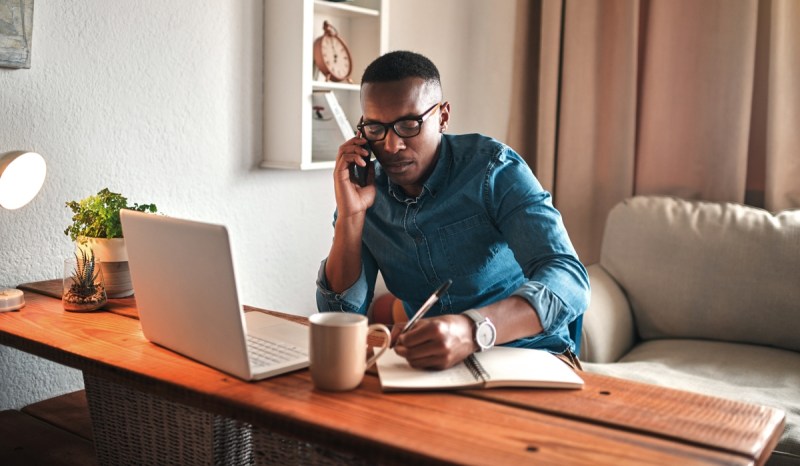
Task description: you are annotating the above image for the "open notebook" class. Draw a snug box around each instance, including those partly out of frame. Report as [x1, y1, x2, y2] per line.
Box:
[376, 346, 584, 392]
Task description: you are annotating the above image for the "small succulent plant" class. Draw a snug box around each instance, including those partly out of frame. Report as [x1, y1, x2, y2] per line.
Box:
[62, 247, 107, 312]
[69, 249, 100, 297]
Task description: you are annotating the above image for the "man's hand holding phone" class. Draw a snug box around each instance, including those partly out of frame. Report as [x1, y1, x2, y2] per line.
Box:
[333, 132, 375, 218]
[349, 134, 372, 187]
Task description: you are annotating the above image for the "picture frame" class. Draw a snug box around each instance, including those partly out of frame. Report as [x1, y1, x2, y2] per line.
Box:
[0, 0, 34, 69]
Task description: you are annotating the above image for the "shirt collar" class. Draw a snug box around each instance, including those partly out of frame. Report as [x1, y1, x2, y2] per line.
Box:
[387, 135, 451, 203]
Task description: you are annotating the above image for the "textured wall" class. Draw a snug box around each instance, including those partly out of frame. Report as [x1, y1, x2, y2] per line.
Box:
[1, 0, 336, 312]
[0, 0, 515, 409]
[0, 0, 334, 409]
[0, 349, 84, 409]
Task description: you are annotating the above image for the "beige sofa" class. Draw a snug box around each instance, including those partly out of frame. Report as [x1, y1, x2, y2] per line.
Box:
[580, 196, 800, 464]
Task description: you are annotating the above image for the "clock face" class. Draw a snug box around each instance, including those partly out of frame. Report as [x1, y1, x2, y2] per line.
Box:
[321, 35, 351, 81]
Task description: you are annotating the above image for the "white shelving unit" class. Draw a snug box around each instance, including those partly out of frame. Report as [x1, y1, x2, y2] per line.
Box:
[262, 0, 389, 170]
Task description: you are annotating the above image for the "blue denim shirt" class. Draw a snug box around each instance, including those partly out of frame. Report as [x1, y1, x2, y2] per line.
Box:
[316, 133, 590, 354]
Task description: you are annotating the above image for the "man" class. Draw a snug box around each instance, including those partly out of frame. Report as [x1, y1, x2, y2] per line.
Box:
[316, 51, 589, 371]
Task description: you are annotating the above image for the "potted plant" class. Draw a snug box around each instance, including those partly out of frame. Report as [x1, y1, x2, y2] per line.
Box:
[62, 249, 107, 312]
[64, 188, 157, 298]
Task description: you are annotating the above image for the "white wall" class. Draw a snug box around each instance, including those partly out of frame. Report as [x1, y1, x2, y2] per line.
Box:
[0, 0, 516, 408]
[389, 0, 516, 140]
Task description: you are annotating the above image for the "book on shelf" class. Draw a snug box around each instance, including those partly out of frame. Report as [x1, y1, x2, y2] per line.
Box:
[376, 346, 585, 392]
[311, 90, 353, 162]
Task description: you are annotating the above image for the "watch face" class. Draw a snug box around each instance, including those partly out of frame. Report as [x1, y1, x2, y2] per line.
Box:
[477, 322, 496, 348]
[321, 36, 351, 80]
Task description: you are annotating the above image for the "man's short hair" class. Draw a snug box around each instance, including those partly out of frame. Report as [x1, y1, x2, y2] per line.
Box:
[362, 50, 441, 87]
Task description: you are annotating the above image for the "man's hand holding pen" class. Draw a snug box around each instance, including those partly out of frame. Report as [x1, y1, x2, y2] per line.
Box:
[391, 279, 482, 371]
[393, 315, 477, 370]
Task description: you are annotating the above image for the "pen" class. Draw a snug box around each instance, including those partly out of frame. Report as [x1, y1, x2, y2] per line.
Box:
[400, 279, 453, 335]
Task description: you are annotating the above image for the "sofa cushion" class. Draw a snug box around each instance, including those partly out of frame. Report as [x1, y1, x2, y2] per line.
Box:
[584, 339, 800, 460]
[581, 264, 636, 363]
[599, 196, 800, 352]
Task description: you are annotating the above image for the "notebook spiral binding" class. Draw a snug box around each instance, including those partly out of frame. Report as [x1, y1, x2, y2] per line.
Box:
[464, 355, 491, 382]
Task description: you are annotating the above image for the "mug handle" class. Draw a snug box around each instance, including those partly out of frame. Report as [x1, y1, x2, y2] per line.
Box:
[365, 323, 391, 369]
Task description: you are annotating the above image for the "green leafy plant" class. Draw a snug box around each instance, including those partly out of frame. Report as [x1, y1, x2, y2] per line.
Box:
[69, 249, 101, 297]
[64, 188, 157, 241]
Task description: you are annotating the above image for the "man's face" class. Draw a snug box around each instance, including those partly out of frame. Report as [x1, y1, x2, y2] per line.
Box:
[361, 77, 448, 197]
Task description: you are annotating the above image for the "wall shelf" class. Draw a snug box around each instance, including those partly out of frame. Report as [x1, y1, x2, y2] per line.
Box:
[262, 0, 388, 170]
[313, 0, 380, 17]
[312, 80, 360, 92]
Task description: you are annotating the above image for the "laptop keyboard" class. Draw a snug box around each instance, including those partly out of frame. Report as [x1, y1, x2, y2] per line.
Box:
[247, 334, 307, 369]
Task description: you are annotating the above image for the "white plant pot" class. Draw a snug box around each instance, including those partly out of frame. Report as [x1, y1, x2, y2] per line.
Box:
[77, 236, 133, 298]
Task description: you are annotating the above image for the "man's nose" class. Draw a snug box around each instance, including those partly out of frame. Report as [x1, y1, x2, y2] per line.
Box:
[383, 130, 405, 154]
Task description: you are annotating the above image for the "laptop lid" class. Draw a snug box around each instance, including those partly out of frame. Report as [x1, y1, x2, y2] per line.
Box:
[120, 210, 254, 380]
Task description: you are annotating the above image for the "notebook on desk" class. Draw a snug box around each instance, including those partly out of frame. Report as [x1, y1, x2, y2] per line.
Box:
[376, 346, 584, 392]
[120, 209, 309, 381]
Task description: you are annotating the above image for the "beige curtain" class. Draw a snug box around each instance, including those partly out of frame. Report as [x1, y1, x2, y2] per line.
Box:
[508, 0, 800, 265]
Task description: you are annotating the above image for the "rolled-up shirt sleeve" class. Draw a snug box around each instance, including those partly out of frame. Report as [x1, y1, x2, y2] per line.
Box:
[315, 259, 370, 314]
[511, 277, 585, 335]
[315, 216, 380, 315]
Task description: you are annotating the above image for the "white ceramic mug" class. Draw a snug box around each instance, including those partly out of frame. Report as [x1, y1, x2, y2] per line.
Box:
[308, 313, 391, 391]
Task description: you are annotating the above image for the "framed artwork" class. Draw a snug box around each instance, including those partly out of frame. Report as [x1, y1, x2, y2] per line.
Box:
[0, 0, 34, 69]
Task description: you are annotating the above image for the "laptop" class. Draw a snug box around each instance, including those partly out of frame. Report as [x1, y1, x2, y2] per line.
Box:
[120, 209, 309, 381]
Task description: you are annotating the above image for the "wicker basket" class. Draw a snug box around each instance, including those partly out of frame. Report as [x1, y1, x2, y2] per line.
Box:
[83, 374, 378, 465]
[251, 428, 371, 466]
[83, 374, 253, 465]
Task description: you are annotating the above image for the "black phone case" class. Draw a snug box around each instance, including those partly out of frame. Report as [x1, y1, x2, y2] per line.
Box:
[349, 144, 372, 187]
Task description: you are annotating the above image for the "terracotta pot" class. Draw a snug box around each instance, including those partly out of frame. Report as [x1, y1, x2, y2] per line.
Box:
[77, 237, 134, 298]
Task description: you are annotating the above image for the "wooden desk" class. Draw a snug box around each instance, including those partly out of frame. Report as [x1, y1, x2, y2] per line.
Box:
[0, 290, 785, 465]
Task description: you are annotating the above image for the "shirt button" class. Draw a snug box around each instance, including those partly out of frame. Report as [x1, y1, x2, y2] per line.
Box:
[415, 237, 423, 244]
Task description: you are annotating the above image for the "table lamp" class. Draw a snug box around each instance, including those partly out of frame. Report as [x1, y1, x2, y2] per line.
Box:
[0, 151, 47, 210]
[0, 151, 47, 311]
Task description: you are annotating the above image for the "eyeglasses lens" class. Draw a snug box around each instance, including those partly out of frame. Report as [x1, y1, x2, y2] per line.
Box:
[362, 121, 421, 141]
[359, 103, 439, 142]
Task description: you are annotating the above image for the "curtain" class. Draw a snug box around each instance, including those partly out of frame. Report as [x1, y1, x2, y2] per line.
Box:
[508, 0, 800, 265]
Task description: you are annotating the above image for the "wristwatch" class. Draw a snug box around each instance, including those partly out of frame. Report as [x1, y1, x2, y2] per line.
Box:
[464, 310, 496, 352]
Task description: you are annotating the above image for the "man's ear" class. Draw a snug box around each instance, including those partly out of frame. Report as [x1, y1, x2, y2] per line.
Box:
[439, 101, 451, 132]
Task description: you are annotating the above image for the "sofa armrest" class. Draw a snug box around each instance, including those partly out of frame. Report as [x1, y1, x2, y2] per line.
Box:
[581, 264, 637, 363]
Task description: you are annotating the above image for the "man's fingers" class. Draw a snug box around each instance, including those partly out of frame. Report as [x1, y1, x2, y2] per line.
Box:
[389, 325, 403, 348]
[337, 138, 369, 159]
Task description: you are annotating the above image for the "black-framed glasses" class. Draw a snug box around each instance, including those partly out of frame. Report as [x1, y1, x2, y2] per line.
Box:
[357, 103, 442, 142]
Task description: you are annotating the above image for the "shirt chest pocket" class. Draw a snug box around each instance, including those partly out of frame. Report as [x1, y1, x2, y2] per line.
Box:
[438, 214, 502, 277]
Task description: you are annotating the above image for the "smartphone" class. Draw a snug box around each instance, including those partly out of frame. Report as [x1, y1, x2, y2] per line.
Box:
[349, 136, 372, 187]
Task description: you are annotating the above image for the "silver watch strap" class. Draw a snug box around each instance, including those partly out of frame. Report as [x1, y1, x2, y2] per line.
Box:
[463, 309, 494, 351]
[463, 309, 484, 326]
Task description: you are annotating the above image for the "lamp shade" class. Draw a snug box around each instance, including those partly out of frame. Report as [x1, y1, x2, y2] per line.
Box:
[0, 151, 47, 210]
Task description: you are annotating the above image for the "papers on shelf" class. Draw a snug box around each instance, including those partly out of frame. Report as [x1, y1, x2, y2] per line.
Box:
[312, 90, 353, 162]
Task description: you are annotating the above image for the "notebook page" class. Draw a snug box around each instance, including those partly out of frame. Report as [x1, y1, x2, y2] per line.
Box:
[376, 348, 480, 391]
[474, 347, 584, 388]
